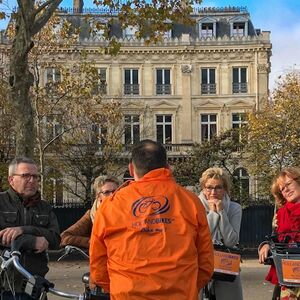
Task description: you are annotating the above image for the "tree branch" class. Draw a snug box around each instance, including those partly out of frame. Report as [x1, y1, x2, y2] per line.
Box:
[32, 0, 62, 36]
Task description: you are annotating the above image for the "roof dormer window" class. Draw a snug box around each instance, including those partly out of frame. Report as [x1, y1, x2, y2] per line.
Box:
[123, 25, 138, 39]
[233, 22, 245, 37]
[89, 18, 108, 40]
[201, 23, 213, 38]
[198, 17, 216, 38]
[230, 16, 248, 37]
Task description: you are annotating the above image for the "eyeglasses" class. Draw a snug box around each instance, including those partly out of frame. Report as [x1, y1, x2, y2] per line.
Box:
[13, 173, 41, 181]
[100, 189, 116, 196]
[205, 185, 224, 192]
[280, 178, 299, 193]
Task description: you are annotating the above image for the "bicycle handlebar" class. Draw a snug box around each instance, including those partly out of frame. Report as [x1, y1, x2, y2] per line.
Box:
[0, 238, 86, 300]
[58, 245, 89, 261]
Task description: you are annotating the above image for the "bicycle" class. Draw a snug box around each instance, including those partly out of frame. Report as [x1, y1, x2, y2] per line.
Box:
[0, 235, 110, 300]
[201, 243, 242, 300]
[264, 231, 300, 287]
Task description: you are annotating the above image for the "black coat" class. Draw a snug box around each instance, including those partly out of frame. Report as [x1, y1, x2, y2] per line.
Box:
[0, 188, 61, 292]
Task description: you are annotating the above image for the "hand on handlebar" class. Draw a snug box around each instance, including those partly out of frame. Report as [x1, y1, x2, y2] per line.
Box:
[258, 243, 270, 264]
[0, 226, 23, 246]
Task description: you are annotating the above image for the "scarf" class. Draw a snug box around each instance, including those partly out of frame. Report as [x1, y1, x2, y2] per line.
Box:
[199, 191, 231, 243]
[277, 201, 300, 242]
[199, 191, 231, 214]
[10, 187, 41, 208]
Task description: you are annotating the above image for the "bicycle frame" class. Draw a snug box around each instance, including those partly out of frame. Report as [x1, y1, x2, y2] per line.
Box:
[0, 238, 109, 299]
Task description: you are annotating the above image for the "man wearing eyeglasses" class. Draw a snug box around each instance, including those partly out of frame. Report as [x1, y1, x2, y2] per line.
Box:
[0, 156, 61, 299]
[90, 140, 214, 300]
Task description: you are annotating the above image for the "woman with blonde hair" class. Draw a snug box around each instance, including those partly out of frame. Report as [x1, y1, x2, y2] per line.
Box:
[60, 175, 119, 249]
[199, 167, 243, 299]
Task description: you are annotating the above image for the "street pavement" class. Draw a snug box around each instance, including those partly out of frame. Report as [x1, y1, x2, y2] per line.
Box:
[46, 258, 274, 300]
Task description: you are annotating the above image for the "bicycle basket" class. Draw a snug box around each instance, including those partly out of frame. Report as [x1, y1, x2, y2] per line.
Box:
[212, 245, 241, 282]
[271, 243, 300, 287]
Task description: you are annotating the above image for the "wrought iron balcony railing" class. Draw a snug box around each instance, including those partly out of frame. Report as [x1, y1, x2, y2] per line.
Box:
[232, 82, 248, 93]
[156, 84, 171, 95]
[201, 83, 216, 94]
[124, 84, 139, 95]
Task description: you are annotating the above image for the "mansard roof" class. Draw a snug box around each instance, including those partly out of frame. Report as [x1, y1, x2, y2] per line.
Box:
[56, 6, 260, 41]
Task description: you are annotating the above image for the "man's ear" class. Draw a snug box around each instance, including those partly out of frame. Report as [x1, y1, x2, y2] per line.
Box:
[129, 162, 135, 177]
[8, 176, 14, 187]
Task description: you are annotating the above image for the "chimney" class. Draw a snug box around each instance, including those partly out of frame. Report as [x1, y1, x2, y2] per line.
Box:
[73, 0, 83, 13]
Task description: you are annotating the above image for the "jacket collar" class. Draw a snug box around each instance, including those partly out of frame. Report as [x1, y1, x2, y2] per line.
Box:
[135, 168, 173, 183]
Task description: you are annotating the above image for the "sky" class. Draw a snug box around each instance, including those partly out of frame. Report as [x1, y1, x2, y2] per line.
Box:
[1, 0, 300, 91]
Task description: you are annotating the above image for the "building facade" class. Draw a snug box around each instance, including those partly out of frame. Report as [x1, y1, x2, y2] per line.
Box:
[0, 2, 272, 203]
[52, 3, 271, 149]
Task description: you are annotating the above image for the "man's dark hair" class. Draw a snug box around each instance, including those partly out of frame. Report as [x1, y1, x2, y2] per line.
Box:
[131, 139, 167, 177]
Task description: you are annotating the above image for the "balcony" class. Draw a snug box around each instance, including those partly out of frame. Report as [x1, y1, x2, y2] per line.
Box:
[232, 82, 247, 94]
[201, 83, 216, 95]
[124, 84, 139, 95]
[92, 83, 107, 95]
[156, 84, 171, 95]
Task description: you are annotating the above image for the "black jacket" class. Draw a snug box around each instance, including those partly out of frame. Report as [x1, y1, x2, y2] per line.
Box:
[0, 188, 61, 292]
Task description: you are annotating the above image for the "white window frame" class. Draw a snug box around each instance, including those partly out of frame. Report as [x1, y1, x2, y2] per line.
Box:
[89, 18, 107, 40]
[156, 114, 172, 144]
[198, 17, 216, 38]
[232, 113, 247, 142]
[45, 68, 61, 85]
[232, 113, 247, 129]
[45, 115, 63, 141]
[123, 25, 138, 39]
[200, 114, 217, 141]
[124, 68, 139, 95]
[90, 123, 107, 145]
[230, 16, 248, 37]
[124, 115, 140, 145]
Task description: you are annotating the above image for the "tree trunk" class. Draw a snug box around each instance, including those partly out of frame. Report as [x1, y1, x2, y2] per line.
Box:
[9, 0, 62, 158]
[9, 9, 35, 157]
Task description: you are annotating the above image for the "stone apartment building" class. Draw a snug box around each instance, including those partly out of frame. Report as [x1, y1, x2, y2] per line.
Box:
[0, 1, 271, 203]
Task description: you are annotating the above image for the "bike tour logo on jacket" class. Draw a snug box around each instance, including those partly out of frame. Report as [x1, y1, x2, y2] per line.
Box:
[131, 196, 173, 232]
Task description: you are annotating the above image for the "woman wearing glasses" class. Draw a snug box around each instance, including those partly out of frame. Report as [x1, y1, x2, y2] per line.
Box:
[60, 175, 119, 249]
[259, 168, 300, 300]
[199, 167, 243, 300]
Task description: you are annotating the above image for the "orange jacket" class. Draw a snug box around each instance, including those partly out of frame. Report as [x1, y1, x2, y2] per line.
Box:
[90, 168, 214, 300]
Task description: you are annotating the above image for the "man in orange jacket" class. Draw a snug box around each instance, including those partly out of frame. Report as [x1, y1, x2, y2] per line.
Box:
[90, 139, 214, 300]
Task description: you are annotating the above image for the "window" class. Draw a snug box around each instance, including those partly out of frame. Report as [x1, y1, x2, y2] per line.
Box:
[45, 115, 63, 142]
[49, 177, 63, 206]
[201, 114, 217, 141]
[156, 69, 171, 95]
[201, 23, 214, 38]
[156, 115, 172, 144]
[163, 29, 172, 39]
[45, 68, 61, 85]
[233, 167, 249, 201]
[232, 22, 245, 37]
[123, 25, 138, 39]
[90, 123, 107, 145]
[93, 68, 107, 94]
[232, 67, 247, 93]
[124, 69, 139, 95]
[89, 18, 107, 40]
[201, 68, 216, 94]
[125, 115, 140, 145]
[199, 17, 216, 38]
[232, 113, 247, 143]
